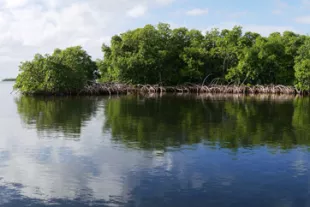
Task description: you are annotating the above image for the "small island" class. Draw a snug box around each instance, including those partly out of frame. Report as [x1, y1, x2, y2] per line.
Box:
[13, 23, 310, 95]
[2, 78, 16, 82]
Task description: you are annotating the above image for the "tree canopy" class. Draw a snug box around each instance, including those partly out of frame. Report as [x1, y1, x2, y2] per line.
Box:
[98, 23, 310, 91]
[14, 46, 97, 95]
[13, 23, 310, 94]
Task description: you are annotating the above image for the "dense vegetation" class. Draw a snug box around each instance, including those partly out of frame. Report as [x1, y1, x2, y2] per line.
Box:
[13, 23, 310, 94]
[98, 23, 310, 92]
[14, 46, 98, 95]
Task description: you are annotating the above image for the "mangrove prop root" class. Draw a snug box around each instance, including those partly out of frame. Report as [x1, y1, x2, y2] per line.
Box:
[75, 83, 298, 96]
[16, 83, 299, 96]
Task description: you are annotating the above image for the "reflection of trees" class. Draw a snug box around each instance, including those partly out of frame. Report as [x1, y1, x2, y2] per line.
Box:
[15, 96, 101, 139]
[292, 97, 310, 147]
[103, 95, 310, 150]
[104, 95, 211, 149]
[208, 97, 296, 149]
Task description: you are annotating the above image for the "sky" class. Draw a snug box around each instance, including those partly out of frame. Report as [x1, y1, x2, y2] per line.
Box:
[0, 0, 310, 78]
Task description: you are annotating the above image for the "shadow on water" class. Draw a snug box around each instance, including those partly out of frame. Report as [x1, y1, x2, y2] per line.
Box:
[15, 96, 102, 139]
[103, 94, 310, 151]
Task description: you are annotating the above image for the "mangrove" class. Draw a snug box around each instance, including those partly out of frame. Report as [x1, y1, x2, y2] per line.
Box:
[13, 23, 310, 95]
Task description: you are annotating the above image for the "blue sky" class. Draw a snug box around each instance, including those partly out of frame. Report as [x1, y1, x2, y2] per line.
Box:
[136, 0, 310, 34]
[0, 0, 309, 78]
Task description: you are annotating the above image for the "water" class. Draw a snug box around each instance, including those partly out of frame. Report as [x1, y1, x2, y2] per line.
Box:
[0, 82, 309, 207]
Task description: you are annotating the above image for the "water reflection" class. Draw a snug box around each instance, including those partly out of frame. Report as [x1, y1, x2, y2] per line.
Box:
[15, 96, 102, 139]
[15, 94, 310, 149]
[103, 94, 310, 151]
[4, 92, 309, 206]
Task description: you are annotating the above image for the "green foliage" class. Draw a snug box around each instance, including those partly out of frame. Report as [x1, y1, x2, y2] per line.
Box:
[99, 23, 212, 85]
[14, 23, 310, 93]
[294, 38, 310, 92]
[14, 46, 97, 94]
[98, 23, 310, 90]
[226, 32, 306, 85]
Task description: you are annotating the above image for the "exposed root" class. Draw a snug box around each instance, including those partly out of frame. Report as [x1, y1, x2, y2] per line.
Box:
[78, 83, 298, 96]
[18, 83, 300, 96]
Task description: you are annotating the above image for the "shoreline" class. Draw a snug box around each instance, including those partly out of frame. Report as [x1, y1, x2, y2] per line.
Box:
[16, 83, 302, 96]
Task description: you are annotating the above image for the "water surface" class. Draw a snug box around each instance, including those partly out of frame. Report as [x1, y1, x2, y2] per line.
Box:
[0, 82, 309, 207]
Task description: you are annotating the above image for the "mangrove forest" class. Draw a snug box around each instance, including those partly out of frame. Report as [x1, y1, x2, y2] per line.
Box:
[13, 23, 310, 95]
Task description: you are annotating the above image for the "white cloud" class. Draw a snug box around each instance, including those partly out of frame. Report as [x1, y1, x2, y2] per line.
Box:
[0, 0, 175, 78]
[295, 16, 310, 24]
[4, 0, 29, 8]
[186, 8, 209, 16]
[127, 5, 148, 18]
[0, 0, 303, 78]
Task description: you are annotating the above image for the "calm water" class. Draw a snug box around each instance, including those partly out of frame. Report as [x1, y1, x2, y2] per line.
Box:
[0, 82, 309, 207]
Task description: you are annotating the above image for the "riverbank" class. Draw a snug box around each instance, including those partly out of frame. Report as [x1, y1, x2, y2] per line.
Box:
[79, 83, 297, 95]
[15, 83, 300, 96]
[14, 83, 303, 96]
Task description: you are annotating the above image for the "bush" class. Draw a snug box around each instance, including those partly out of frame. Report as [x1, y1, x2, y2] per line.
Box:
[294, 39, 310, 92]
[14, 46, 97, 95]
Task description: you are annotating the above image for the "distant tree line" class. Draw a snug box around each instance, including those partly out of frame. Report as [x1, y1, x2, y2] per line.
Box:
[14, 23, 310, 94]
[2, 78, 16, 82]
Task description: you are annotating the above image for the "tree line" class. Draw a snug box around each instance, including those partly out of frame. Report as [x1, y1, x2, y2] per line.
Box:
[14, 23, 310, 94]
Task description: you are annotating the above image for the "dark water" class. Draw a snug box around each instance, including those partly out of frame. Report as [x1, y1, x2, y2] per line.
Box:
[0, 82, 309, 207]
